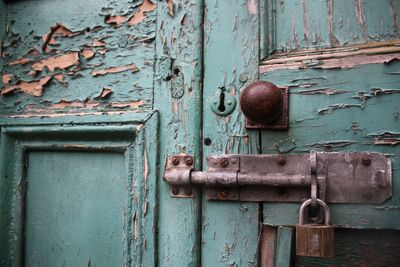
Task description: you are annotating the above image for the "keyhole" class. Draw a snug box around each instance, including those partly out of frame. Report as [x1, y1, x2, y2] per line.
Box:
[218, 92, 226, 112]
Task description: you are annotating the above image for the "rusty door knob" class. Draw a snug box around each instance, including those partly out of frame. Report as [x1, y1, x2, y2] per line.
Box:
[240, 81, 283, 124]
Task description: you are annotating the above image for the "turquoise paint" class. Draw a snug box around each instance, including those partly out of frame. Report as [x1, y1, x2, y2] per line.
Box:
[269, 0, 400, 52]
[1, 0, 155, 115]
[0, 1, 5, 74]
[154, 0, 203, 266]
[275, 227, 294, 267]
[0, 119, 158, 266]
[261, 63, 400, 229]
[25, 151, 127, 267]
[202, 0, 261, 266]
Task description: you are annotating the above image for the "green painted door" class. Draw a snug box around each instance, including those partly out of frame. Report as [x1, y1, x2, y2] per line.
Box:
[202, 0, 400, 266]
[1, 0, 400, 266]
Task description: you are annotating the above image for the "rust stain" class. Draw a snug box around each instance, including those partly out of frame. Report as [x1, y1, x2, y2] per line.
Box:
[2, 74, 12, 84]
[32, 52, 79, 71]
[91, 64, 139, 76]
[108, 100, 145, 109]
[98, 87, 113, 99]
[53, 74, 66, 83]
[128, 0, 157, 26]
[81, 48, 96, 60]
[105, 15, 126, 27]
[1, 76, 52, 97]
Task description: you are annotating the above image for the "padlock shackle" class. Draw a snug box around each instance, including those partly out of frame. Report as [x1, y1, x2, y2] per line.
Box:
[299, 198, 331, 225]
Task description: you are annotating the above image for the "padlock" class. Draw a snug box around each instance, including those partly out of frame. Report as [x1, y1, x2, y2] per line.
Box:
[296, 198, 334, 258]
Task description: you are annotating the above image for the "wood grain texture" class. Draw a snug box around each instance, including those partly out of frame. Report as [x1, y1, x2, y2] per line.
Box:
[266, 0, 400, 52]
[295, 229, 400, 267]
[202, 1, 261, 266]
[154, 0, 203, 266]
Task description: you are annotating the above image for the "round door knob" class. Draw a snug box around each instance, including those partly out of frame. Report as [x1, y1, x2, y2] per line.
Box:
[240, 81, 283, 124]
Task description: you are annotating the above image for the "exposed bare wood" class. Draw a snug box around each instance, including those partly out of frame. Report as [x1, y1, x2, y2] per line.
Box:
[128, 0, 157, 26]
[31, 52, 79, 71]
[91, 64, 139, 76]
[260, 41, 400, 72]
[1, 76, 52, 97]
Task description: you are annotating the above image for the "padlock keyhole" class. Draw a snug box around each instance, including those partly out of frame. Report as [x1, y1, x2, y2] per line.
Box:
[218, 92, 226, 112]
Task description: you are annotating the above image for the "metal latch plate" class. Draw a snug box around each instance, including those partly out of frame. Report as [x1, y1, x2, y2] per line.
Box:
[206, 152, 391, 203]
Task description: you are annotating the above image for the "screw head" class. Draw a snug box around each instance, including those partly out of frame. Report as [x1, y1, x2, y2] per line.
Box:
[184, 187, 193, 195]
[219, 158, 229, 168]
[277, 155, 286, 165]
[362, 156, 371, 166]
[219, 191, 228, 198]
[171, 187, 179, 195]
[185, 156, 193, 166]
[171, 156, 180, 165]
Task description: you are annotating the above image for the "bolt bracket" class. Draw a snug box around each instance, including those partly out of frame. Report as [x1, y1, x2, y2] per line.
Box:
[163, 152, 392, 203]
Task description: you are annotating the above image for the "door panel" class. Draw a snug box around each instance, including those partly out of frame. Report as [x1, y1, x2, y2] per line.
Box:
[0, 119, 158, 267]
[25, 151, 126, 267]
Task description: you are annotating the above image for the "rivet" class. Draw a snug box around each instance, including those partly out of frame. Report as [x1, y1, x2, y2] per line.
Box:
[171, 156, 180, 165]
[277, 155, 286, 165]
[184, 187, 193, 195]
[219, 158, 229, 168]
[219, 191, 228, 198]
[185, 156, 193, 166]
[230, 158, 237, 165]
[362, 156, 371, 166]
[227, 101, 233, 105]
[171, 187, 179, 195]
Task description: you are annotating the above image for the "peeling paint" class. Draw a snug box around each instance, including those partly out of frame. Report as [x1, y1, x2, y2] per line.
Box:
[368, 132, 400, 146]
[1, 76, 52, 97]
[128, 0, 157, 26]
[294, 88, 349, 95]
[31, 52, 79, 71]
[91, 64, 139, 77]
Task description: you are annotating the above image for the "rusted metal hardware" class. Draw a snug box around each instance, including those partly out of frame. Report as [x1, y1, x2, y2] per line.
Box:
[240, 81, 289, 130]
[296, 199, 334, 258]
[163, 152, 392, 203]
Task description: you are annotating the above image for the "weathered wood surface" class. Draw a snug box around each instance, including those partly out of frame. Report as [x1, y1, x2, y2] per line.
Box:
[295, 229, 400, 267]
[0, 0, 155, 117]
[268, 0, 400, 52]
[202, 0, 261, 266]
[154, 0, 203, 266]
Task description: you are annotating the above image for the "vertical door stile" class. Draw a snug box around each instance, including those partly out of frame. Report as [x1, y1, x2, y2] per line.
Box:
[154, 0, 203, 266]
[202, 1, 261, 266]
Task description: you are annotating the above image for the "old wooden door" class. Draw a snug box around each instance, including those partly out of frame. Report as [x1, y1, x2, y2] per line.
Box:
[1, 0, 400, 267]
[201, 0, 400, 266]
[0, 0, 205, 266]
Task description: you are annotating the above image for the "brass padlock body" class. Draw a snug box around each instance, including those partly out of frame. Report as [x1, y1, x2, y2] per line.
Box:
[296, 199, 334, 258]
